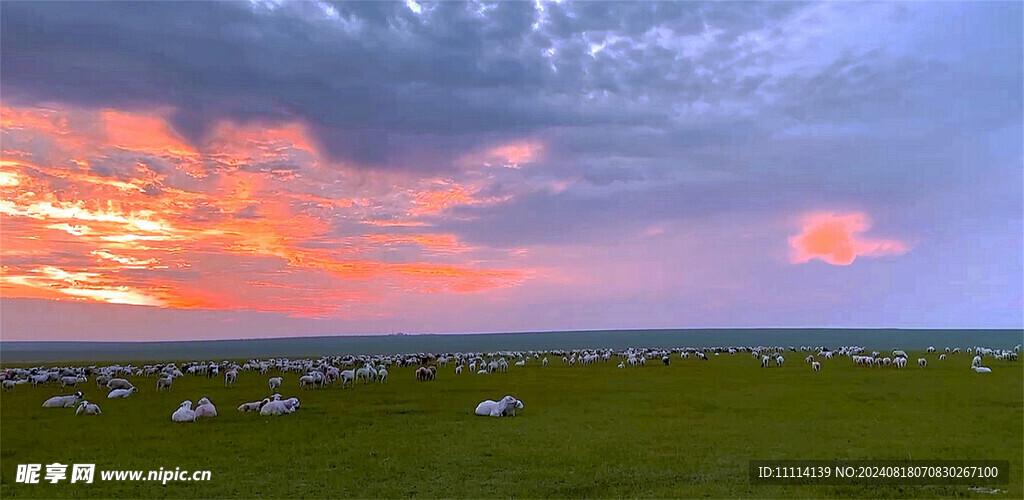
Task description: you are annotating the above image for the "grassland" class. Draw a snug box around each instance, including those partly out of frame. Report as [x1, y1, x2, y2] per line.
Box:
[1, 351, 1020, 498]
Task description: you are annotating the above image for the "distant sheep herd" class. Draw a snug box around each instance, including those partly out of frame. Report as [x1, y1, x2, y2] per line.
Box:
[3, 342, 1019, 421]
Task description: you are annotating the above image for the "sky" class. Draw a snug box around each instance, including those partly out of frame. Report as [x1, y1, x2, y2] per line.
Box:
[0, 1, 1021, 341]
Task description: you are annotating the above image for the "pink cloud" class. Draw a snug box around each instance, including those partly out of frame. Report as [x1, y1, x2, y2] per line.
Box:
[789, 212, 909, 265]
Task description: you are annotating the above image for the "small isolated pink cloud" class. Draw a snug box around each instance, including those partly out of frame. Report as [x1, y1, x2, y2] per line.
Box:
[789, 212, 909, 266]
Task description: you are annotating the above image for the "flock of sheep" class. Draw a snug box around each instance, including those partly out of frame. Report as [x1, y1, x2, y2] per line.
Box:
[5, 342, 1019, 421]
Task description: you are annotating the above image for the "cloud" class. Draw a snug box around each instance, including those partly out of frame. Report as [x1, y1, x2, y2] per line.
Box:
[789, 212, 909, 266]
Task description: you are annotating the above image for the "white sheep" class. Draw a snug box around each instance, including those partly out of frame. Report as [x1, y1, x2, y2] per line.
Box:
[972, 366, 992, 373]
[42, 391, 84, 408]
[378, 368, 388, 383]
[972, 355, 983, 367]
[107, 387, 139, 399]
[542, 357, 548, 366]
[224, 369, 238, 387]
[474, 395, 522, 417]
[298, 375, 317, 389]
[172, 400, 197, 422]
[194, 397, 218, 418]
[60, 375, 87, 389]
[259, 399, 293, 416]
[760, 355, 770, 368]
[776, 356, 785, 367]
[918, 358, 927, 368]
[156, 376, 173, 392]
[106, 378, 134, 391]
[269, 377, 283, 392]
[237, 398, 270, 412]
[455, 365, 463, 375]
[939, 354, 946, 361]
[812, 361, 821, 372]
[76, 400, 102, 415]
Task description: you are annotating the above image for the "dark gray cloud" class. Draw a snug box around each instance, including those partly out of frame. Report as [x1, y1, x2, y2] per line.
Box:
[3, 0, 1021, 247]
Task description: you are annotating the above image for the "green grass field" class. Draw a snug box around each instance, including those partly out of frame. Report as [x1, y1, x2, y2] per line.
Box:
[1, 352, 1020, 498]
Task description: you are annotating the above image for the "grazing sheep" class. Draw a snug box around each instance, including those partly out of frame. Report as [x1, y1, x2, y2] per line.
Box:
[918, 358, 927, 368]
[760, 355, 770, 368]
[269, 377, 283, 392]
[339, 370, 355, 388]
[3, 380, 18, 390]
[106, 378, 134, 391]
[107, 387, 138, 399]
[455, 365, 463, 375]
[776, 356, 785, 367]
[61, 375, 87, 389]
[812, 361, 821, 372]
[42, 391, 84, 408]
[662, 356, 670, 366]
[415, 366, 433, 381]
[156, 376, 173, 391]
[76, 400, 102, 415]
[194, 397, 218, 418]
[224, 369, 238, 387]
[237, 398, 270, 412]
[542, 357, 548, 366]
[972, 355, 983, 367]
[172, 401, 196, 422]
[298, 375, 317, 389]
[939, 354, 947, 361]
[377, 368, 388, 383]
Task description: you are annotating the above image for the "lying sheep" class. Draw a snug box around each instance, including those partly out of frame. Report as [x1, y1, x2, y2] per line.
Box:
[474, 395, 524, 417]
[194, 397, 217, 418]
[42, 391, 84, 408]
[237, 398, 270, 412]
[76, 400, 102, 415]
[172, 400, 196, 422]
[260, 399, 294, 416]
[107, 387, 139, 399]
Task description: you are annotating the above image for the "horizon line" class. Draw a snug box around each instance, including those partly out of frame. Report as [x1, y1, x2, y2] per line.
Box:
[3, 326, 1022, 345]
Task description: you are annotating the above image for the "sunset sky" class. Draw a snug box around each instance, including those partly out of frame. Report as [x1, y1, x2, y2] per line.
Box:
[1, 1, 1021, 341]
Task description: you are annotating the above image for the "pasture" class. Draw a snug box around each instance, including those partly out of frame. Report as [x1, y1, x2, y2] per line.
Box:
[1, 350, 1021, 498]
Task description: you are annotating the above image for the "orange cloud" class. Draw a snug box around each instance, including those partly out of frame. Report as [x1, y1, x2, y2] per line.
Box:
[1, 104, 535, 317]
[789, 212, 909, 266]
[460, 139, 544, 169]
[409, 182, 477, 216]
